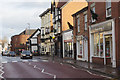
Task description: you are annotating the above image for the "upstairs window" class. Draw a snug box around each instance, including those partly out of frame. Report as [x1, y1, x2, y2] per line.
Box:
[84, 14, 87, 31]
[106, 0, 111, 17]
[77, 15, 80, 33]
[42, 30, 44, 35]
[90, 3, 96, 22]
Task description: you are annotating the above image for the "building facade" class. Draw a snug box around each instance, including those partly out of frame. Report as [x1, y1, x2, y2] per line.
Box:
[27, 29, 41, 55]
[39, 8, 53, 55]
[11, 29, 35, 55]
[61, 0, 88, 59]
[87, 1, 120, 68]
[51, 1, 68, 57]
[0, 40, 2, 53]
[72, 7, 88, 61]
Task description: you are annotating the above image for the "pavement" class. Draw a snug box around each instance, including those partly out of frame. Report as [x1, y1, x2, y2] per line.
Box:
[38, 56, 120, 79]
[0, 55, 108, 80]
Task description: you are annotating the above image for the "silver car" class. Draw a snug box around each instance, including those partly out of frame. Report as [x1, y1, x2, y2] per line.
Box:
[20, 50, 32, 59]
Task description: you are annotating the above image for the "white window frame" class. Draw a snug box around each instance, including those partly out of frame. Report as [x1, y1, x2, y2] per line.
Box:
[90, 3, 96, 23]
[84, 14, 87, 30]
[106, 0, 111, 17]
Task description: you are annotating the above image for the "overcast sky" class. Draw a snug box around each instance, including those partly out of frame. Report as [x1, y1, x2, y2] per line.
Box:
[0, 0, 51, 42]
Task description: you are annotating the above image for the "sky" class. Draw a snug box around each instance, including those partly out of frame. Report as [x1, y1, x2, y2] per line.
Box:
[0, 0, 51, 43]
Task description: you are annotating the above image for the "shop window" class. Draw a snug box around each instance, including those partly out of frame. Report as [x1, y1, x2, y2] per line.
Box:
[94, 33, 99, 56]
[106, 0, 111, 17]
[94, 32, 104, 57]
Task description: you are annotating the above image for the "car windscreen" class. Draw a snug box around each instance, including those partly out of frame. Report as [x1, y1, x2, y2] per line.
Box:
[10, 52, 15, 54]
[22, 51, 31, 54]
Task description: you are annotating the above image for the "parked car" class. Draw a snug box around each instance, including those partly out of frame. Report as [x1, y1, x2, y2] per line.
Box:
[2, 51, 8, 56]
[20, 50, 32, 59]
[8, 51, 16, 57]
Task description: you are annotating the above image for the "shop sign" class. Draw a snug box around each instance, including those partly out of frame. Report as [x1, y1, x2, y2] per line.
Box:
[63, 31, 73, 41]
[91, 22, 112, 33]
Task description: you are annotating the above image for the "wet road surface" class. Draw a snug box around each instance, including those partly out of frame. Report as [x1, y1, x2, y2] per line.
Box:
[0, 55, 107, 79]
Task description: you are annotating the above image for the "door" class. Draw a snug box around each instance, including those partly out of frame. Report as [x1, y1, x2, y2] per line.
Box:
[104, 34, 112, 65]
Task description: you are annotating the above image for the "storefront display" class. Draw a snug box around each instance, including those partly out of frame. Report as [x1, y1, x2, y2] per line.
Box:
[90, 20, 116, 67]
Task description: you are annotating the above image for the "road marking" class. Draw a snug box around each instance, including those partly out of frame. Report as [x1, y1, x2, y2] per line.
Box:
[34, 65, 36, 68]
[32, 60, 38, 62]
[41, 60, 48, 62]
[2, 61, 7, 64]
[42, 69, 44, 72]
[84, 69, 112, 79]
[72, 66, 76, 69]
[12, 61, 17, 63]
[60, 63, 63, 65]
[22, 60, 28, 62]
[29, 63, 31, 65]
[0, 63, 4, 79]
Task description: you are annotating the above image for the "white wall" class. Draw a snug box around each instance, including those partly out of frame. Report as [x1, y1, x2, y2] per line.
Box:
[31, 46, 37, 52]
[31, 38, 37, 44]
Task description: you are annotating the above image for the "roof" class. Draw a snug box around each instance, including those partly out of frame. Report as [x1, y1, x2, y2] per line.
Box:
[27, 28, 41, 40]
[39, 8, 51, 17]
[72, 6, 88, 17]
[57, 1, 68, 8]
[19, 29, 36, 35]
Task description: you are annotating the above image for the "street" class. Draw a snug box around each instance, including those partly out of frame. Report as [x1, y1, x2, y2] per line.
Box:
[0, 55, 107, 80]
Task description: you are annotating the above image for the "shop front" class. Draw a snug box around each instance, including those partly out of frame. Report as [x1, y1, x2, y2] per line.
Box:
[62, 30, 74, 58]
[76, 35, 88, 61]
[89, 19, 116, 67]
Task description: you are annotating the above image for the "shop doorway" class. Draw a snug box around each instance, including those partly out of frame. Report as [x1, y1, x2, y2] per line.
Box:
[104, 34, 112, 66]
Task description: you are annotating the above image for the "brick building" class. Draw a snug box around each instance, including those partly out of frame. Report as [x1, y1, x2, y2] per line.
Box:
[72, 7, 88, 61]
[87, 1, 120, 68]
[11, 29, 36, 54]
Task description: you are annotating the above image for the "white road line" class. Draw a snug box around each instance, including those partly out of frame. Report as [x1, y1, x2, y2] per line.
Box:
[0, 63, 4, 79]
[32, 60, 38, 62]
[2, 61, 7, 64]
[60, 63, 63, 65]
[41, 60, 48, 62]
[22, 60, 28, 62]
[34, 65, 36, 68]
[72, 66, 76, 69]
[42, 69, 44, 72]
[12, 61, 18, 63]
[84, 69, 112, 79]
[29, 63, 31, 65]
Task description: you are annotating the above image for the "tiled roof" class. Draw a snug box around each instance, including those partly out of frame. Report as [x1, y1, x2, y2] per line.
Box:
[19, 29, 36, 35]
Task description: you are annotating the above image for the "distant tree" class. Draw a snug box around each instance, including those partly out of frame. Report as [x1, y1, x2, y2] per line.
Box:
[1, 36, 8, 49]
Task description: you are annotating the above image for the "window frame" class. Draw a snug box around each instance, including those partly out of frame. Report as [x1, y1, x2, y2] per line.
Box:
[106, 0, 112, 17]
[77, 15, 80, 33]
[84, 14, 87, 31]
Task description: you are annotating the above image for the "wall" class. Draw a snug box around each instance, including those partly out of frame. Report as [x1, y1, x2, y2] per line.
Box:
[62, 1, 88, 31]
[88, 2, 120, 67]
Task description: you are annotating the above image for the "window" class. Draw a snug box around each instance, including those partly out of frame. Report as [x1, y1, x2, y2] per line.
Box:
[77, 15, 80, 32]
[84, 14, 87, 30]
[94, 32, 104, 57]
[106, 0, 111, 17]
[91, 3, 96, 22]
[42, 30, 44, 36]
